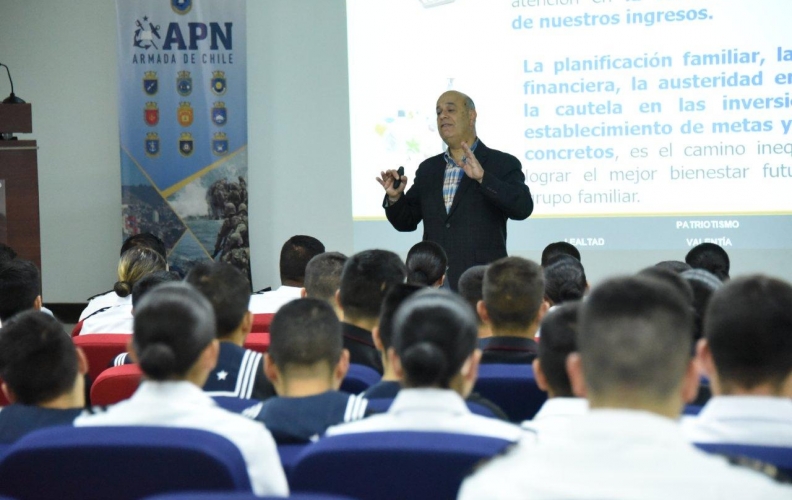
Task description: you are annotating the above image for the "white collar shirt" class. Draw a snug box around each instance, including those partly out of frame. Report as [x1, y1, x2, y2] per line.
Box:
[681, 395, 792, 446]
[521, 397, 588, 437]
[74, 381, 288, 497]
[248, 286, 302, 314]
[459, 409, 792, 500]
[325, 388, 530, 442]
[78, 303, 133, 335]
[79, 292, 131, 321]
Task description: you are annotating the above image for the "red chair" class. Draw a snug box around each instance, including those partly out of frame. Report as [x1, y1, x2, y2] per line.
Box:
[71, 320, 84, 337]
[73, 334, 132, 382]
[243, 333, 270, 354]
[251, 314, 274, 333]
[90, 364, 142, 406]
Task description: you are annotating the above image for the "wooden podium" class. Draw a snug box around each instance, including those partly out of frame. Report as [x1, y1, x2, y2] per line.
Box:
[0, 103, 41, 271]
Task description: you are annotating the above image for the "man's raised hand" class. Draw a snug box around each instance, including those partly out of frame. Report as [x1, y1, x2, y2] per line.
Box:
[377, 169, 408, 202]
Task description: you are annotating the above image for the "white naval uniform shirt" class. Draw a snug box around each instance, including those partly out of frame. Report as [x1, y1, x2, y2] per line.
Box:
[459, 409, 792, 500]
[74, 381, 289, 497]
[325, 388, 529, 442]
[79, 292, 131, 321]
[248, 286, 302, 314]
[521, 397, 588, 437]
[680, 395, 792, 447]
[78, 303, 133, 335]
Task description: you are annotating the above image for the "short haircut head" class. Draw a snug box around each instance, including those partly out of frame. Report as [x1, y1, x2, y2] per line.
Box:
[704, 275, 792, 391]
[655, 260, 692, 274]
[132, 271, 181, 308]
[685, 243, 730, 281]
[458, 265, 487, 322]
[0, 311, 77, 405]
[268, 298, 342, 373]
[377, 283, 424, 351]
[392, 290, 478, 389]
[637, 266, 695, 305]
[0, 259, 40, 322]
[579, 276, 694, 402]
[339, 249, 407, 321]
[279, 235, 325, 285]
[121, 233, 167, 261]
[543, 256, 587, 305]
[304, 252, 348, 303]
[133, 283, 216, 380]
[0, 243, 17, 264]
[406, 241, 448, 286]
[541, 242, 581, 267]
[538, 302, 580, 398]
[186, 262, 251, 339]
[482, 257, 545, 330]
[680, 269, 722, 341]
[114, 246, 168, 298]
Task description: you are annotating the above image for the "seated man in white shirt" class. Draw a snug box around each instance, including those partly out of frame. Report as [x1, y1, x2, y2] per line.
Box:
[326, 289, 526, 442]
[248, 235, 324, 314]
[460, 275, 792, 499]
[75, 282, 289, 497]
[522, 301, 587, 435]
[681, 274, 792, 446]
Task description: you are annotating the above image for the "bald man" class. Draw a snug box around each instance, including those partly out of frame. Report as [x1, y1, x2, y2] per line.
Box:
[378, 91, 532, 290]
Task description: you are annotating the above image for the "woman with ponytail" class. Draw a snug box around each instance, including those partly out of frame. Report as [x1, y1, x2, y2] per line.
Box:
[75, 283, 289, 496]
[327, 289, 524, 441]
[406, 241, 447, 288]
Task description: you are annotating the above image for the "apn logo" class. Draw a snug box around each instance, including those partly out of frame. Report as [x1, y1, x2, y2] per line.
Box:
[133, 17, 162, 50]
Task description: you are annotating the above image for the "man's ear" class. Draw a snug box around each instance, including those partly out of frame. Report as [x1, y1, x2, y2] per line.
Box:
[334, 349, 351, 387]
[461, 348, 482, 386]
[240, 310, 253, 335]
[127, 339, 139, 364]
[335, 290, 343, 312]
[469, 108, 477, 127]
[388, 347, 403, 380]
[535, 300, 550, 326]
[566, 352, 587, 398]
[476, 300, 490, 324]
[33, 295, 42, 311]
[372, 326, 384, 351]
[300, 287, 307, 299]
[201, 339, 220, 372]
[533, 358, 549, 392]
[1, 382, 16, 404]
[75, 347, 89, 376]
[681, 358, 701, 404]
[264, 353, 279, 384]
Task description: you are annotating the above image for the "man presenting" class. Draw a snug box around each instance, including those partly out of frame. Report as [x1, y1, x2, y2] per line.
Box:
[377, 91, 532, 290]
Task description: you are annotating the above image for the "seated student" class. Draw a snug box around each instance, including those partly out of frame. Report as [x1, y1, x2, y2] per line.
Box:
[458, 265, 492, 341]
[459, 276, 792, 499]
[681, 275, 792, 446]
[543, 256, 587, 307]
[335, 250, 407, 374]
[522, 302, 587, 435]
[249, 235, 324, 314]
[680, 268, 722, 342]
[247, 299, 366, 443]
[405, 241, 447, 288]
[540, 241, 581, 267]
[654, 260, 692, 274]
[326, 290, 526, 441]
[0, 259, 43, 323]
[478, 257, 547, 364]
[301, 251, 348, 317]
[75, 283, 289, 497]
[79, 246, 167, 334]
[0, 312, 89, 443]
[685, 242, 730, 282]
[79, 233, 167, 320]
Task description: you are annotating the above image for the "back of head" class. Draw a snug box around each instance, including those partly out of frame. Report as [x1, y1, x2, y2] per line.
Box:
[543, 256, 587, 305]
[339, 249, 407, 321]
[638, 266, 695, 305]
[537, 302, 580, 398]
[685, 243, 730, 281]
[482, 257, 545, 331]
[680, 269, 722, 342]
[0, 243, 17, 265]
[0, 259, 40, 322]
[120, 233, 167, 261]
[115, 246, 168, 298]
[132, 271, 181, 308]
[704, 275, 792, 392]
[579, 276, 693, 403]
[304, 252, 348, 303]
[541, 241, 581, 267]
[279, 235, 325, 286]
[186, 262, 251, 339]
[377, 283, 425, 351]
[133, 283, 217, 380]
[392, 289, 478, 388]
[268, 298, 342, 374]
[0, 311, 77, 405]
[406, 241, 448, 286]
[655, 260, 692, 274]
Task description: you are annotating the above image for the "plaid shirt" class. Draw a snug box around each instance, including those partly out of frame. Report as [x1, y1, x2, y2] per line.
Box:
[442, 139, 478, 213]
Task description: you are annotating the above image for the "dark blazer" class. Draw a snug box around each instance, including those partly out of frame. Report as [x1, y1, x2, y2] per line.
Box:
[385, 139, 532, 289]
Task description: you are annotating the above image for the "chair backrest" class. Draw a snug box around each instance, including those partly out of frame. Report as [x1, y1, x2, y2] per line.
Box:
[73, 334, 132, 382]
[251, 314, 274, 334]
[365, 398, 497, 419]
[0, 426, 252, 500]
[71, 320, 84, 337]
[243, 332, 270, 354]
[278, 443, 310, 482]
[291, 431, 512, 500]
[473, 363, 547, 422]
[694, 443, 792, 474]
[90, 364, 143, 406]
[340, 364, 381, 395]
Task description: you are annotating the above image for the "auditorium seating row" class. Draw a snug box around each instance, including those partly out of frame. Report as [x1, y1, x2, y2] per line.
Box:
[70, 314, 275, 338]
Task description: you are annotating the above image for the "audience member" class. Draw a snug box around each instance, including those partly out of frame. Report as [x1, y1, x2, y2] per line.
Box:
[301, 251, 348, 317]
[335, 249, 407, 374]
[478, 257, 547, 364]
[460, 276, 791, 499]
[638, 266, 695, 305]
[686, 242, 730, 281]
[540, 241, 581, 267]
[680, 268, 722, 342]
[249, 235, 324, 314]
[523, 302, 587, 435]
[0, 243, 17, 264]
[0, 312, 88, 443]
[0, 259, 42, 322]
[543, 256, 587, 306]
[75, 283, 288, 496]
[655, 260, 692, 274]
[457, 265, 491, 340]
[682, 275, 792, 446]
[405, 241, 447, 287]
[327, 289, 525, 441]
[248, 299, 366, 443]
